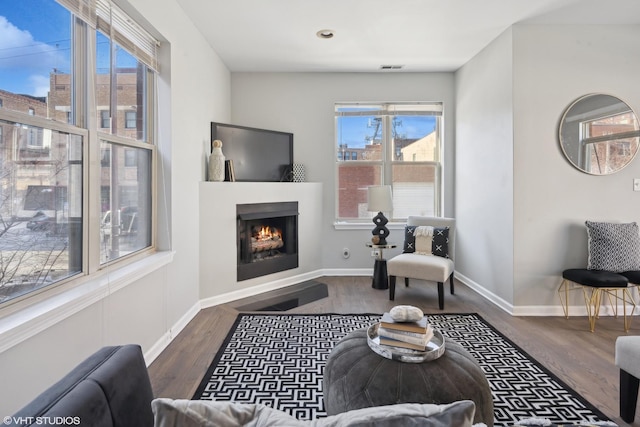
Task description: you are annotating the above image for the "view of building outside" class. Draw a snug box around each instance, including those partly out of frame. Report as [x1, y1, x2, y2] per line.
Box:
[584, 112, 639, 174]
[0, 0, 153, 304]
[336, 104, 441, 221]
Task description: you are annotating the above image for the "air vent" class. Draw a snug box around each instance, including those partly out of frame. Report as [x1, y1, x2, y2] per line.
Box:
[379, 65, 404, 70]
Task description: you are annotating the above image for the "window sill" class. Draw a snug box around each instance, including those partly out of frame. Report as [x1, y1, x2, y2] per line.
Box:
[333, 221, 406, 231]
[0, 251, 174, 354]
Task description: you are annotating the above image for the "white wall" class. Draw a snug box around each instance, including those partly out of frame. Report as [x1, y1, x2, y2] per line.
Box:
[455, 23, 640, 312]
[454, 29, 515, 306]
[0, 0, 231, 414]
[512, 24, 640, 309]
[230, 73, 456, 270]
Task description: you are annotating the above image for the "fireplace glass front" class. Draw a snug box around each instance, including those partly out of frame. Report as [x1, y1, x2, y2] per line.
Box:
[237, 202, 298, 281]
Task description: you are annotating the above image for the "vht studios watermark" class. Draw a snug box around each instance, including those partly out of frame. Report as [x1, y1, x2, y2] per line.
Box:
[3, 416, 81, 425]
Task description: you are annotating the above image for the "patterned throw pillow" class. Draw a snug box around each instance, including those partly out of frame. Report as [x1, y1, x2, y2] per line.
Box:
[586, 221, 640, 272]
[402, 225, 449, 258]
[402, 226, 417, 253]
[432, 227, 450, 258]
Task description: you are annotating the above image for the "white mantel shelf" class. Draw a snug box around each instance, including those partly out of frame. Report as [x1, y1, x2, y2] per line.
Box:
[198, 181, 323, 300]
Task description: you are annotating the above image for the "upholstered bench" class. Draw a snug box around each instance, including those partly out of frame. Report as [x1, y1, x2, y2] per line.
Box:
[323, 328, 494, 426]
[558, 268, 636, 332]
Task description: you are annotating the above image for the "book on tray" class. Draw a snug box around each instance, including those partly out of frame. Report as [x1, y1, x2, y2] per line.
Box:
[380, 312, 428, 333]
[378, 312, 434, 351]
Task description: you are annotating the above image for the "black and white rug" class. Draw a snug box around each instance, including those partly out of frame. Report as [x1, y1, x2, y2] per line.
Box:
[193, 313, 614, 426]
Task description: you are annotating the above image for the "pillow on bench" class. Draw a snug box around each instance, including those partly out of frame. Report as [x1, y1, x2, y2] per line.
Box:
[586, 221, 640, 272]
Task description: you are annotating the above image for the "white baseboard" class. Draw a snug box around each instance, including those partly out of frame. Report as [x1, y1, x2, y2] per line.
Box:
[455, 271, 639, 317]
[322, 268, 372, 277]
[144, 300, 200, 365]
[454, 272, 516, 315]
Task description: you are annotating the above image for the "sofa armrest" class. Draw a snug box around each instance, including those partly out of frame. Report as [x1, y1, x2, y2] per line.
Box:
[11, 345, 154, 427]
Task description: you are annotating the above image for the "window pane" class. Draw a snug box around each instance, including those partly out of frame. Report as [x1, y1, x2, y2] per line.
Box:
[337, 114, 383, 162]
[100, 141, 151, 264]
[392, 116, 438, 161]
[337, 164, 382, 219]
[392, 164, 437, 219]
[96, 31, 149, 142]
[0, 0, 72, 120]
[0, 119, 83, 303]
[336, 103, 443, 222]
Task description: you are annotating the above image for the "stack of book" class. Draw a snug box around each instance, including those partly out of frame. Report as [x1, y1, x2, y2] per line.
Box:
[378, 312, 434, 351]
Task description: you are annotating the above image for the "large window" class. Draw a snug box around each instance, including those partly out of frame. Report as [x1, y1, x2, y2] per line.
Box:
[335, 103, 443, 222]
[0, 0, 159, 305]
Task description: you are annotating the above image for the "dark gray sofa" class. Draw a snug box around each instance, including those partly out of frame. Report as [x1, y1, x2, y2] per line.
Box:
[9, 345, 154, 427]
[9, 344, 481, 427]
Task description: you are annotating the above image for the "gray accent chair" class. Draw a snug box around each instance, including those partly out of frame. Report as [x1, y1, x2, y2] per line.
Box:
[615, 336, 640, 423]
[387, 216, 455, 309]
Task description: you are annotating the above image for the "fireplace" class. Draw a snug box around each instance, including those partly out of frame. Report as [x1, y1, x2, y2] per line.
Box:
[237, 202, 299, 281]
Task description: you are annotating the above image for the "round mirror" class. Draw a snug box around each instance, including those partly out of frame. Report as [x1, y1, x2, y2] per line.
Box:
[559, 94, 640, 175]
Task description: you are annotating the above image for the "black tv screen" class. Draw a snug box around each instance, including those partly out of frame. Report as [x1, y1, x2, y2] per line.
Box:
[211, 122, 293, 182]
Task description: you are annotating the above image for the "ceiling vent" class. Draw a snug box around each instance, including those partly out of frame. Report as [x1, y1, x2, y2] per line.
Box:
[380, 65, 404, 70]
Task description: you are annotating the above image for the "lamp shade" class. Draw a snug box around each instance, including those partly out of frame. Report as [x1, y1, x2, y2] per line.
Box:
[367, 185, 393, 212]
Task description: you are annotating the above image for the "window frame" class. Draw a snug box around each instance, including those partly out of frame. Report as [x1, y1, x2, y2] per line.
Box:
[334, 102, 443, 225]
[0, 0, 158, 308]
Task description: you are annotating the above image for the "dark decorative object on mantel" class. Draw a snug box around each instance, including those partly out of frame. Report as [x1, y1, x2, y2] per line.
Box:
[367, 185, 393, 245]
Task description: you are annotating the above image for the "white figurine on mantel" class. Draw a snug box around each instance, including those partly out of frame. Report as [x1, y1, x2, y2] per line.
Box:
[208, 139, 225, 181]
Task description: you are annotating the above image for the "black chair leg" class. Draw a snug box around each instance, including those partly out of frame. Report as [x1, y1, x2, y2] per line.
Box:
[437, 282, 444, 309]
[449, 273, 455, 295]
[404, 277, 409, 287]
[621, 369, 640, 422]
[389, 275, 396, 301]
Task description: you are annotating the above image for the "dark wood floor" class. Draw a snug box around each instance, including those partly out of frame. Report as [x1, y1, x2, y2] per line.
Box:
[148, 276, 638, 425]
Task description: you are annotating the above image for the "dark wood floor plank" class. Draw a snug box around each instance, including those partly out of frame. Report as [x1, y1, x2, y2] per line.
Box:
[147, 276, 637, 425]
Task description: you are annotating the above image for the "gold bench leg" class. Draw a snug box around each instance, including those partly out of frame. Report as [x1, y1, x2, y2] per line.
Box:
[558, 277, 638, 332]
[582, 287, 600, 332]
[557, 279, 582, 319]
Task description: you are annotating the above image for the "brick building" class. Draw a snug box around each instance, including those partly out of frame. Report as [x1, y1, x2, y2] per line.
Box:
[338, 131, 437, 219]
[0, 69, 143, 220]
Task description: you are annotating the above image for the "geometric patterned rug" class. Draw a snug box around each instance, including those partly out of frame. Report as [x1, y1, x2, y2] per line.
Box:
[193, 313, 615, 426]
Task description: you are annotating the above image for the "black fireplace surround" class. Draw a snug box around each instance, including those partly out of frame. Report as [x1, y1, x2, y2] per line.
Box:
[237, 202, 299, 281]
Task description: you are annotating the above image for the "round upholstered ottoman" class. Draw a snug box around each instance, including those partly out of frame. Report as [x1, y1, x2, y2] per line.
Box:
[323, 328, 494, 426]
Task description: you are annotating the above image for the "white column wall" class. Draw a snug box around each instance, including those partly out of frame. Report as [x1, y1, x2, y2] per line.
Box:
[454, 29, 515, 307]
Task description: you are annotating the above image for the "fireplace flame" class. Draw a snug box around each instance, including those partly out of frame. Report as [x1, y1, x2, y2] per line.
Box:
[257, 226, 281, 241]
[251, 225, 284, 253]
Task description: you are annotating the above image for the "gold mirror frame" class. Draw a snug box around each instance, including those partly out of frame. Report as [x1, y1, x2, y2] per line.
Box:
[559, 94, 640, 175]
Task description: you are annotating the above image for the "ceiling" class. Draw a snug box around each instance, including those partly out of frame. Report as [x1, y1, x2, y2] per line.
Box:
[174, 0, 640, 73]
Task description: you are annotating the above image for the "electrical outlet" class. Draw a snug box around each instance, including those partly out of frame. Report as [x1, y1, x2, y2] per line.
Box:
[634, 178, 640, 192]
[371, 250, 380, 257]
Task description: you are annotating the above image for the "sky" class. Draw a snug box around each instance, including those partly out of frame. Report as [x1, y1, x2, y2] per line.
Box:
[337, 115, 436, 148]
[0, 0, 136, 97]
[0, 0, 70, 96]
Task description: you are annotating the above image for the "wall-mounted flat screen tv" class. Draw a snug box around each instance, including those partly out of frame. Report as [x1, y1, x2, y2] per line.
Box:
[211, 122, 293, 182]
